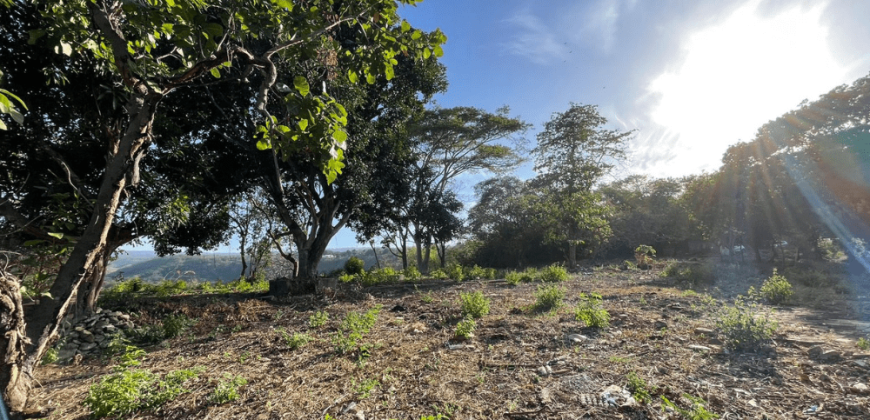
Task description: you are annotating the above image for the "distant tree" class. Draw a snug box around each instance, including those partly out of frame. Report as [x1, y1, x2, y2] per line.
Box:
[532, 104, 631, 267]
[401, 106, 529, 272]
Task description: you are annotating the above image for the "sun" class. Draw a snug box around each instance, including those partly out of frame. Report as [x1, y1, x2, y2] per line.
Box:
[647, 0, 847, 176]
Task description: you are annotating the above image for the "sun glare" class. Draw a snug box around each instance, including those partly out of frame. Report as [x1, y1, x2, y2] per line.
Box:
[647, 0, 847, 176]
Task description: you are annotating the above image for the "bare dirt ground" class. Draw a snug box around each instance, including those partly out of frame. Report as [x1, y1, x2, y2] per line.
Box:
[29, 261, 870, 419]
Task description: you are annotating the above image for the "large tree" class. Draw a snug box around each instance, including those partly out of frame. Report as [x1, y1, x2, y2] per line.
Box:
[532, 103, 632, 267]
[387, 106, 529, 272]
[0, 0, 443, 413]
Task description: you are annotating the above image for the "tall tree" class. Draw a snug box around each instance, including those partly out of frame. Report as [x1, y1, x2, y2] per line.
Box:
[401, 106, 529, 271]
[0, 1, 444, 413]
[532, 103, 632, 267]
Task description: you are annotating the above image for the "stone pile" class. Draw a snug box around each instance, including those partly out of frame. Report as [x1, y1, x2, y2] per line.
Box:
[56, 308, 135, 361]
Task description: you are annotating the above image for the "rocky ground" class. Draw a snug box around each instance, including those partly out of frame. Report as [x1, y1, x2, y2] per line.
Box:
[28, 261, 870, 419]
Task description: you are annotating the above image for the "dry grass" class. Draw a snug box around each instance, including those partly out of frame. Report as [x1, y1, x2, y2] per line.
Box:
[29, 261, 870, 419]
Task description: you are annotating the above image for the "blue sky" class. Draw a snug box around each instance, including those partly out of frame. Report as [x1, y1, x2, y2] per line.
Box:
[135, 0, 870, 253]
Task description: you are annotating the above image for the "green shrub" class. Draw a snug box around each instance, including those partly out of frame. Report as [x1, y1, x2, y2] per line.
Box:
[209, 374, 247, 404]
[339, 273, 356, 283]
[447, 264, 464, 282]
[858, 337, 870, 351]
[333, 305, 381, 354]
[360, 267, 400, 286]
[759, 269, 793, 304]
[162, 314, 195, 339]
[574, 292, 609, 328]
[345, 256, 366, 275]
[541, 264, 568, 282]
[715, 295, 777, 351]
[533, 285, 565, 312]
[661, 394, 719, 420]
[634, 245, 656, 268]
[455, 317, 476, 339]
[283, 332, 312, 350]
[520, 267, 538, 282]
[403, 266, 422, 282]
[626, 371, 653, 404]
[662, 262, 714, 286]
[353, 378, 380, 399]
[430, 269, 448, 280]
[460, 291, 490, 319]
[484, 268, 498, 280]
[155, 279, 188, 297]
[505, 271, 522, 286]
[41, 347, 58, 365]
[622, 260, 637, 270]
[309, 311, 329, 328]
[84, 364, 204, 418]
[464, 265, 486, 280]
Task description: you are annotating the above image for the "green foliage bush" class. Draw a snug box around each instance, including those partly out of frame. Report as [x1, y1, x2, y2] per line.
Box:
[403, 265, 422, 282]
[533, 285, 565, 311]
[715, 295, 777, 351]
[447, 264, 464, 282]
[858, 337, 870, 351]
[626, 371, 653, 404]
[505, 271, 522, 286]
[339, 273, 356, 283]
[540, 264, 568, 282]
[309, 311, 329, 328]
[634, 244, 656, 269]
[333, 305, 381, 354]
[759, 269, 793, 304]
[574, 292, 609, 328]
[41, 347, 58, 365]
[360, 267, 401, 286]
[520, 267, 539, 282]
[209, 374, 247, 404]
[660, 394, 718, 420]
[459, 291, 490, 319]
[344, 256, 366, 275]
[662, 262, 714, 286]
[430, 269, 449, 280]
[162, 314, 195, 339]
[454, 316, 476, 339]
[84, 346, 204, 418]
[283, 332, 312, 350]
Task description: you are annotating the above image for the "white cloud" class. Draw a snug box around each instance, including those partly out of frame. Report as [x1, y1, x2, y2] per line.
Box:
[502, 12, 569, 65]
[638, 0, 848, 177]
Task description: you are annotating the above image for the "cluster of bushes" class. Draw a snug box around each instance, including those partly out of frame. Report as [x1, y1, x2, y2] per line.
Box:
[662, 262, 714, 286]
[83, 345, 246, 418]
[100, 275, 269, 305]
[505, 264, 568, 285]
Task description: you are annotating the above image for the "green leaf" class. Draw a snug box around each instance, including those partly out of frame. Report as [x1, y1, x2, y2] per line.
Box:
[28, 29, 45, 45]
[298, 119, 309, 131]
[210, 68, 221, 78]
[332, 128, 347, 142]
[411, 30, 422, 40]
[277, 125, 291, 133]
[8, 109, 23, 124]
[347, 70, 358, 84]
[203, 23, 224, 38]
[423, 48, 431, 59]
[433, 45, 444, 57]
[23, 240, 45, 247]
[60, 42, 72, 56]
[276, 0, 293, 9]
[166, 0, 175, 7]
[256, 140, 272, 151]
[294, 76, 310, 96]
[384, 65, 394, 81]
[401, 21, 410, 33]
[0, 119, 6, 131]
[366, 73, 376, 84]
[48, 232, 64, 240]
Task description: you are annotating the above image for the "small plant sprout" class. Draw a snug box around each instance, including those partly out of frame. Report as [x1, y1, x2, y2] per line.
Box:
[309, 311, 329, 328]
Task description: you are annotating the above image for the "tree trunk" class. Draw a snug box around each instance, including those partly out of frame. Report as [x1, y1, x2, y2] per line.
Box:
[568, 241, 577, 269]
[422, 235, 432, 272]
[0, 269, 30, 416]
[2, 92, 159, 413]
[370, 241, 381, 269]
[239, 235, 248, 280]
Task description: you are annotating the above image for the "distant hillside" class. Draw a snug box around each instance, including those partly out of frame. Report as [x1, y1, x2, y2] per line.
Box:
[108, 247, 401, 283]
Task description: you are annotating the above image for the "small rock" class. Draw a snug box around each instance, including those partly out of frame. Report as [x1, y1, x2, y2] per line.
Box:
[80, 330, 95, 343]
[852, 383, 870, 395]
[536, 365, 553, 376]
[117, 313, 131, 321]
[693, 327, 715, 335]
[688, 345, 711, 352]
[820, 350, 842, 362]
[341, 402, 356, 414]
[354, 412, 365, 420]
[80, 342, 97, 352]
[567, 334, 588, 344]
[74, 326, 85, 333]
[808, 346, 824, 359]
[99, 341, 110, 349]
[103, 325, 117, 334]
[57, 349, 76, 361]
[853, 360, 868, 368]
[654, 320, 668, 330]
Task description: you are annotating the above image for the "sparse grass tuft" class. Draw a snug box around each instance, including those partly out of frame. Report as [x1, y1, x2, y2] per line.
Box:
[209, 374, 247, 404]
